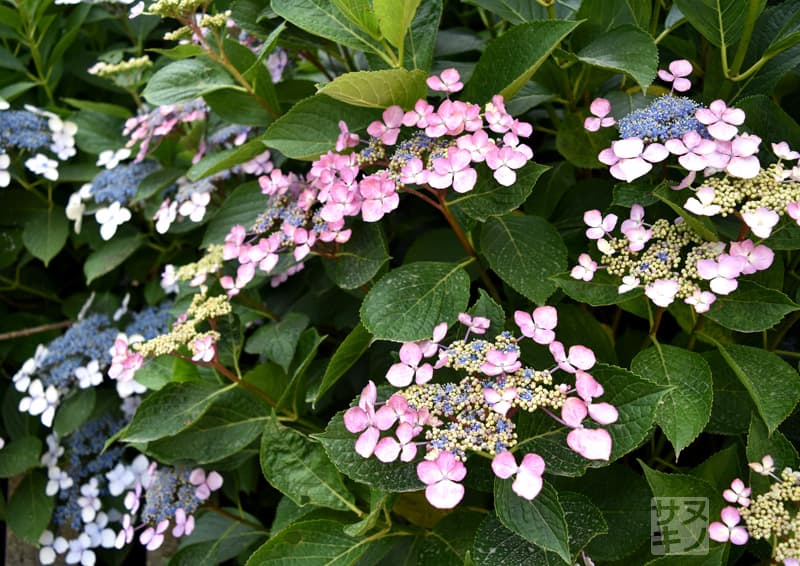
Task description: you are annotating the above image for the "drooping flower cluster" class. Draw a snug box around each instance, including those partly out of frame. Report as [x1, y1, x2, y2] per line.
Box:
[344, 307, 618, 509]
[0, 102, 78, 186]
[571, 206, 775, 312]
[709, 455, 800, 565]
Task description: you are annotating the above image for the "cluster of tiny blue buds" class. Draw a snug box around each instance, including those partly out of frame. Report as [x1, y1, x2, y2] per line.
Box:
[617, 95, 706, 142]
[90, 160, 159, 204]
[141, 467, 202, 526]
[0, 109, 51, 152]
[124, 302, 174, 340]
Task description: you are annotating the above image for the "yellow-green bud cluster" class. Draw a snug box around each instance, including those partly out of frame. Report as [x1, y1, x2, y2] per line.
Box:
[88, 56, 153, 78]
[133, 291, 230, 358]
[174, 245, 224, 282]
[148, 0, 206, 19]
[602, 218, 723, 300]
[741, 467, 800, 560]
[701, 163, 800, 217]
[401, 332, 567, 460]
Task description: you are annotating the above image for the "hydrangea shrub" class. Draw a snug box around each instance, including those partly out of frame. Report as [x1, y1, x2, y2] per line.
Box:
[1, 0, 800, 565]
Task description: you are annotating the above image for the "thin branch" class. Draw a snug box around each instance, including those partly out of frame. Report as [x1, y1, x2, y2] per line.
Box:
[0, 320, 71, 341]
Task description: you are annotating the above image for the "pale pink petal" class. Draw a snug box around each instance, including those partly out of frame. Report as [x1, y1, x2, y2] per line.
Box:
[512, 466, 543, 500]
[386, 363, 414, 387]
[355, 427, 380, 458]
[562, 397, 588, 428]
[491, 451, 518, 479]
[374, 437, 401, 462]
[566, 428, 612, 460]
[588, 402, 619, 424]
[425, 479, 464, 509]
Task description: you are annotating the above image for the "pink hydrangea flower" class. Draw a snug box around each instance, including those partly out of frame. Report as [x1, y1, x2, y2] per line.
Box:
[644, 278, 680, 307]
[491, 452, 545, 500]
[457, 130, 494, 162]
[172, 508, 195, 537]
[621, 204, 646, 234]
[374, 422, 418, 463]
[419, 322, 448, 358]
[222, 225, 247, 260]
[190, 335, 215, 363]
[742, 207, 780, 239]
[787, 200, 800, 224]
[386, 343, 434, 387]
[483, 386, 517, 416]
[140, 519, 169, 551]
[189, 469, 223, 500]
[618, 275, 640, 294]
[684, 186, 721, 216]
[696, 100, 745, 141]
[426, 68, 464, 94]
[566, 427, 612, 460]
[708, 507, 749, 545]
[625, 225, 653, 252]
[221, 262, 256, 297]
[665, 131, 717, 171]
[484, 95, 514, 133]
[417, 451, 467, 509]
[480, 349, 522, 376]
[359, 174, 399, 222]
[684, 289, 717, 313]
[571, 253, 597, 281]
[584, 98, 616, 131]
[335, 120, 360, 152]
[399, 157, 430, 185]
[458, 312, 490, 335]
[367, 105, 404, 145]
[723, 478, 751, 507]
[749, 455, 775, 476]
[343, 381, 381, 458]
[708, 134, 762, 178]
[514, 306, 558, 345]
[583, 210, 618, 240]
[428, 148, 477, 193]
[598, 138, 669, 182]
[729, 239, 774, 274]
[548, 342, 596, 373]
[402, 99, 435, 128]
[374, 393, 410, 430]
[658, 59, 693, 92]
[697, 255, 746, 295]
[485, 145, 528, 186]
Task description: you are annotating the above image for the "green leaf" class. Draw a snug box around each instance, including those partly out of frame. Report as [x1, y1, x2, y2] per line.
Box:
[575, 25, 657, 92]
[133, 355, 199, 390]
[202, 181, 263, 247]
[556, 465, 652, 562]
[62, 97, 133, 119]
[673, 0, 753, 47]
[475, 492, 606, 565]
[515, 364, 668, 476]
[22, 208, 69, 266]
[467, 0, 545, 24]
[374, 0, 421, 48]
[204, 87, 274, 126]
[277, 327, 326, 412]
[494, 479, 571, 563]
[331, 0, 381, 38]
[271, 0, 383, 53]
[468, 289, 506, 337]
[121, 382, 234, 443]
[145, 387, 269, 465]
[54, 388, 96, 436]
[703, 280, 799, 332]
[244, 313, 309, 372]
[188, 138, 268, 181]
[72, 110, 125, 154]
[316, 323, 372, 404]
[142, 58, 233, 106]
[641, 460, 722, 522]
[704, 349, 754, 435]
[317, 69, 427, 109]
[448, 162, 549, 222]
[263, 95, 380, 160]
[7, 471, 54, 544]
[465, 19, 581, 103]
[0, 436, 42, 478]
[612, 181, 660, 208]
[147, 44, 205, 60]
[323, 221, 389, 289]
[480, 214, 566, 305]
[133, 168, 183, 203]
[84, 235, 144, 284]
[316, 411, 423, 491]
[360, 261, 470, 342]
[173, 508, 266, 564]
[644, 545, 726, 566]
[245, 519, 391, 565]
[631, 344, 712, 458]
[260, 416, 356, 511]
[716, 343, 800, 433]
[402, 0, 442, 71]
[418, 510, 485, 565]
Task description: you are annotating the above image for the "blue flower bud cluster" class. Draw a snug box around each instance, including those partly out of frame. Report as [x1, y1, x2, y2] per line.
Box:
[90, 160, 159, 204]
[124, 302, 174, 340]
[0, 109, 51, 152]
[141, 467, 202, 525]
[618, 95, 706, 142]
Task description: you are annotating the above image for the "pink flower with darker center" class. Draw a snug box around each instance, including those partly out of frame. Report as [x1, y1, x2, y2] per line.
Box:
[344, 382, 382, 458]
[374, 422, 419, 463]
[399, 157, 430, 185]
[598, 138, 669, 182]
[359, 174, 399, 222]
[189, 335, 215, 363]
[658, 59, 693, 92]
[583, 210, 618, 240]
[729, 239, 774, 274]
[548, 342, 596, 373]
[723, 478, 751, 507]
[707, 134, 762, 178]
[458, 312, 490, 335]
[696, 254, 746, 295]
[491, 452, 545, 500]
[665, 131, 717, 171]
[483, 386, 517, 416]
[514, 305, 558, 345]
[571, 253, 597, 281]
[403, 99, 435, 128]
[485, 145, 528, 186]
[456, 130, 494, 163]
[335, 120, 359, 152]
[417, 451, 467, 509]
[374, 393, 410, 430]
[189, 469, 223, 501]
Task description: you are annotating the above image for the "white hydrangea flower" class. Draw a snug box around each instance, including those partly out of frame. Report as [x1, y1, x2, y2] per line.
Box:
[25, 153, 59, 181]
[95, 201, 132, 240]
